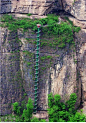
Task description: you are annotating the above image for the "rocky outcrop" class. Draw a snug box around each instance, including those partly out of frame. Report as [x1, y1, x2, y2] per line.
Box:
[1, 0, 60, 15]
[1, 21, 86, 115]
[1, 0, 86, 20]
[75, 29, 86, 102]
[0, 10, 86, 115]
[62, 0, 86, 20]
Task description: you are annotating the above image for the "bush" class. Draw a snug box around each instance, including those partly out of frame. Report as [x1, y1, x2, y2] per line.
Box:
[13, 98, 34, 122]
[31, 117, 46, 122]
[31, 117, 40, 122]
[27, 13, 32, 16]
[21, 98, 33, 121]
[1, 14, 80, 49]
[13, 102, 21, 116]
[48, 93, 86, 122]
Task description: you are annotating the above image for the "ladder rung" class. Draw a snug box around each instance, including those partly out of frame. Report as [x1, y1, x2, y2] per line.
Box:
[36, 39, 40, 41]
[34, 107, 37, 110]
[36, 48, 40, 51]
[35, 78, 38, 80]
[35, 60, 39, 62]
[35, 80, 38, 83]
[35, 76, 38, 79]
[34, 103, 37, 106]
[34, 95, 38, 101]
[34, 89, 38, 91]
[36, 31, 41, 33]
[35, 72, 39, 75]
[36, 56, 39, 58]
[34, 91, 38, 94]
[36, 35, 40, 37]
[35, 52, 39, 55]
[34, 98, 38, 101]
[35, 56, 39, 58]
[35, 65, 39, 67]
[34, 84, 38, 87]
[35, 68, 39, 71]
[36, 44, 40, 47]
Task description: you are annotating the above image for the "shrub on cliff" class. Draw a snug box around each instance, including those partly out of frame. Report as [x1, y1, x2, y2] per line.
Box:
[13, 98, 45, 122]
[13, 98, 33, 121]
[13, 102, 21, 116]
[21, 98, 33, 122]
[48, 93, 86, 122]
[1, 14, 81, 49]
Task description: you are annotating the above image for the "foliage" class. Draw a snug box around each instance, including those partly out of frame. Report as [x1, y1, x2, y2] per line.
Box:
[13, 98, 34, 122]
[40, 55, 52, 61]
[1, 14, 15, 22]
[31, 117, 46, 122]
[27, 13, 32, 16]
[21, 98, 33, 122]
[31, 117, 40, 122]
[64, 17, 73, 25]
[48, 93, 86, 122]
[66, 93, 77, 113]
[1, 14, 81, 49]
[13, 102, 21, 116]
[12, 98, 46, 122]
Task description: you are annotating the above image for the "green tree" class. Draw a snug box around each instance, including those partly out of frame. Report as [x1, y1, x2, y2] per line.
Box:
[22, 98, 33, 121]
[48, 93, 86, 122]
[13, 102, 21, 116]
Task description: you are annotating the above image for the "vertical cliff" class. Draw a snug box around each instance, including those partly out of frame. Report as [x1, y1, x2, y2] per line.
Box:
[0, 28, 24, 115]
[1, 0, 86, 20]
[0, 0, 86, 115]
[1, 14, 86, 115]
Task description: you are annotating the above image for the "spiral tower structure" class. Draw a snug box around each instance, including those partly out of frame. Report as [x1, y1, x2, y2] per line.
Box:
[34, 24, 41, 114]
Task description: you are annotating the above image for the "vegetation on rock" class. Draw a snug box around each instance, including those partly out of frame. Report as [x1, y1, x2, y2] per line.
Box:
[0, 14, 83, 122]
[1, 93, 86, 122]
[1, 14, 80, 49]
[48, 93, 86, 122]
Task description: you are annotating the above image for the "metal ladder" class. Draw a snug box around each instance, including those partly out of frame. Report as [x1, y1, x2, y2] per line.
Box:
[34, 24, 41, 114]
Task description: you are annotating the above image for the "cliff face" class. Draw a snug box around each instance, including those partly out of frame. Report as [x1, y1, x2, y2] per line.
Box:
[0, 0, 86, 116]
[1, 0, 86, 20]
[1, 0, 59, 15]
[62, 0, 86, 20]
[0, 21, 86, 115]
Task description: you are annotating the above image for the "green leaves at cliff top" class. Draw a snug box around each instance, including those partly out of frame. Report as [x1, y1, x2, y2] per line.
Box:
[1, 14, 59, 31]
[1, 14, 81, 49]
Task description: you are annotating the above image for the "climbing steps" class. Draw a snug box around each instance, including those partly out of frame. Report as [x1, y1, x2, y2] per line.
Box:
[34, 24, 41, 113]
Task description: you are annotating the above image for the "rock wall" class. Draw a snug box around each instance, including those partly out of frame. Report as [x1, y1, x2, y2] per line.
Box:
[0, 13, 86, 115]
[1, 0, 60, 15]
[1, 0, 86, 20]
[62, 0, 86, 20]
[0, 28, 25, 115]
[75, 29, 86, 102]
[0, 27, 85, 115]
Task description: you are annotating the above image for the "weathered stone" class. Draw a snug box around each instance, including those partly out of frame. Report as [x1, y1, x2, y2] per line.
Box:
[1, 0, 58, 15]
[75, 29, 86, 103]
[0, 14, 86, 116]
[1, 0, 86, 20]
[62, 0, 86, 20]
[69, 17, 86, 29]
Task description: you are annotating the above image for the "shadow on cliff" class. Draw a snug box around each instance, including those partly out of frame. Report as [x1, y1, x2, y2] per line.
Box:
[1, 0, 12, 14]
